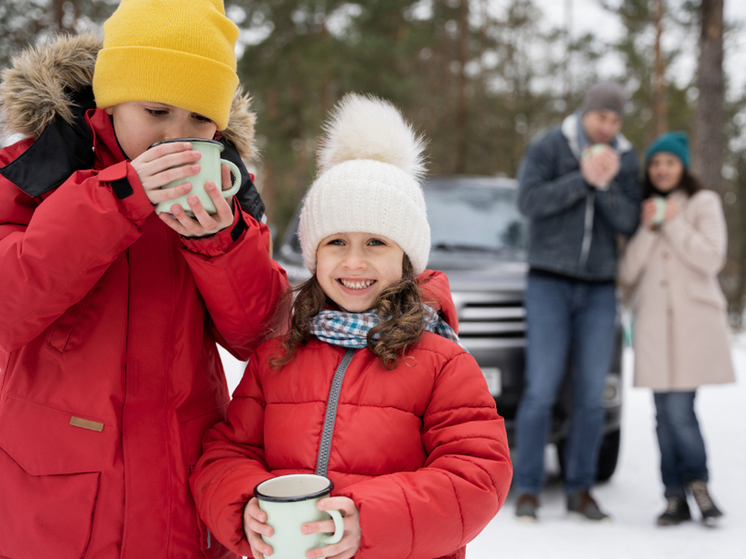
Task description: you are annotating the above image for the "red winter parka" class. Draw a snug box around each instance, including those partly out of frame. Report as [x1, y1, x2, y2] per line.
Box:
[191, 303, 512, 559]
[0, 36, 287, 559]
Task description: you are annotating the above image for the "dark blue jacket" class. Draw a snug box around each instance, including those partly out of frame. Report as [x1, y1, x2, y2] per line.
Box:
[517, 114, 641, 281]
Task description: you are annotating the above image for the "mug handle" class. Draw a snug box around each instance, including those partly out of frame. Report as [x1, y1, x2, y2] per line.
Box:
[218, 159, 242, 199]
[320, 509, 344, 545]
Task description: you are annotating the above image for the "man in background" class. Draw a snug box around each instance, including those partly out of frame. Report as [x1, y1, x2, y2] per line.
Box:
[513, 82, 642, 522]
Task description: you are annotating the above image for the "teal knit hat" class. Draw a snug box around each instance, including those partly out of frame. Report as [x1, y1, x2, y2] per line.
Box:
[645, 131, 690, 169]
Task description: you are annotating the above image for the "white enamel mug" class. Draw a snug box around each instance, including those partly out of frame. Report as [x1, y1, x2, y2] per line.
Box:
[150, 138, 240, 215]
[254, 474, 344, 559]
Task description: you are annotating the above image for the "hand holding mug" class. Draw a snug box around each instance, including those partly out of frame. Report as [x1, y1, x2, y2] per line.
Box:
[130, 140, 201, 204]
[148, 138, 241, 216]
[642, 197, 668, 230]
[642, 196, 679, 230]
[157, 163, 236, 237]
[132, 138, 241, 236]
[244, 494, 361, 559]
[244, 497, 274, 559]
[250, 474, 347, 559]
[581, 144, 620, 190]
[664, 197, 681, 221]
[302, 496, 361, 559]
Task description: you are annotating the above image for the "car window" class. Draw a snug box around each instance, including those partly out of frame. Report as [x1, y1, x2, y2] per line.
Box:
[279, 179, 528, 258]
[425, 182, 527, 253]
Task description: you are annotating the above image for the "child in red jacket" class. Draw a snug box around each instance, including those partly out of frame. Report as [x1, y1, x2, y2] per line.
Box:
[0, 2, 287, 558]
[190, 94, 512, 559]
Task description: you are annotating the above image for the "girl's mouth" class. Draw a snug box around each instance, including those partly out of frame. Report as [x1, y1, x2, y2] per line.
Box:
[338, 279, 375, 290]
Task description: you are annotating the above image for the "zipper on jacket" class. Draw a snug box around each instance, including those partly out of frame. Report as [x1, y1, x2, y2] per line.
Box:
[316, 348, 356, 477]
[578, 191, 595, 271]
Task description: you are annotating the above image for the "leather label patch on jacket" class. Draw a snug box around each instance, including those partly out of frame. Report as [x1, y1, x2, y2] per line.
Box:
[70, 416, 104, 432]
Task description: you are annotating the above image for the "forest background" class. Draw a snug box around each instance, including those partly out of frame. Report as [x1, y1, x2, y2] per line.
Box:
[3, 0, 746, 324]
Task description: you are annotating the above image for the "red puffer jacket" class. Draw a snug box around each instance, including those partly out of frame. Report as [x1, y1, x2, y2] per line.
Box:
[191, 306, 512, 558]
[0, 64, 288, 559]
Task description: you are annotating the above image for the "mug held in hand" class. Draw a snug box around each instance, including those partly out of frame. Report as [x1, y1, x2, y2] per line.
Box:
[150, 138, 241, 216]
[582, 143, 609, 159]
[651, 196, 667, 227]
[254, 474, 344, 559]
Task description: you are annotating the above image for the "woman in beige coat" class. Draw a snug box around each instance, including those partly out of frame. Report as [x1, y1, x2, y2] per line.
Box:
[619, 131, 735, 528]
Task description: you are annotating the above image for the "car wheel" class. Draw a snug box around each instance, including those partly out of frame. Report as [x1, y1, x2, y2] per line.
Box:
[555, 429, 621, 483]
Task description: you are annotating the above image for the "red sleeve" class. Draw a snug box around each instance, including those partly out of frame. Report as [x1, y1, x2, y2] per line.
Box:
[180, 204, 289, 361]
[0, 147, 153, 352]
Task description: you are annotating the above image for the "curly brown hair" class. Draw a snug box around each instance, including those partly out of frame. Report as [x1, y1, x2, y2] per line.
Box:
[270, 256, 426, 370]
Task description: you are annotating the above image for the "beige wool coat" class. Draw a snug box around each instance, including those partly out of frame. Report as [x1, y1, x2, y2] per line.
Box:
[618, 189, 735, 391]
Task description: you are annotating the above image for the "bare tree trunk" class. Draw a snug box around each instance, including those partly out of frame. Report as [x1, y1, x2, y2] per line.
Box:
[260, 160, 277, 223]
[564, 0, 573, 117]
[733, 178, 746, 326]
[652, 0, 667, 136]
[453, 0, 470, 174]
[52, 0, 78, 33]
[693, 0, 725, 194]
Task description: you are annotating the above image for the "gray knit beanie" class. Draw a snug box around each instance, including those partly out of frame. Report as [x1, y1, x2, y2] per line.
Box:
[580, 82, 627, 117]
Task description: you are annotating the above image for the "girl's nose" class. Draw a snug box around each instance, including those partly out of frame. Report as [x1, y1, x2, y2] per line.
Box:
[342, 247, 367, 269]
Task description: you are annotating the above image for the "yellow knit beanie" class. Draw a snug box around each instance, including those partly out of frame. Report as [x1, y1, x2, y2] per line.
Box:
[93, 0, 239, 130]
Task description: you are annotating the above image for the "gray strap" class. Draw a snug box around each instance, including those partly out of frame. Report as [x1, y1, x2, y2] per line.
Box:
[316, 348, 356, 476]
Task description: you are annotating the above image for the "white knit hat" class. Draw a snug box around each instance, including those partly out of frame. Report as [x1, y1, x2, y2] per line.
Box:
[299, 93, 430, 274]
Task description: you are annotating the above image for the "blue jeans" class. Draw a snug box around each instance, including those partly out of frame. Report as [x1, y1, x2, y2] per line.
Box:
[514, 272, 617, 496]
[654, 391, 708, 499]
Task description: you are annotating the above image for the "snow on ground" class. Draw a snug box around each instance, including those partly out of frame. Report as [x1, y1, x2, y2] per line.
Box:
[220, 334, 746, 559]
[469, 337, 746, 559]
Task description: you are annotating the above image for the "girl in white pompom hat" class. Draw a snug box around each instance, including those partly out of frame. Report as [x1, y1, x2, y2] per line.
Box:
[191, 93, 512, 559]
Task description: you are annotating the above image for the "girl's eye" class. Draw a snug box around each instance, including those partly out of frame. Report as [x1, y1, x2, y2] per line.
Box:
[145, 108, 168, 117]
[368, 238, 385, 246]
[327, 238, 345, 246]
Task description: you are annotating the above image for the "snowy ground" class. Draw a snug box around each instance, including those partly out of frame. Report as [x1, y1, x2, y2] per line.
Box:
[466, 338, 746, 559]
[220, 334, 746, 559]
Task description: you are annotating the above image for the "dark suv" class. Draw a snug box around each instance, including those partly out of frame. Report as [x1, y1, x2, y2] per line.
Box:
[274, 175, 623, 482]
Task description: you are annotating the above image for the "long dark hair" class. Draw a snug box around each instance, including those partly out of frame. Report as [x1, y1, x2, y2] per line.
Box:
[642, 167, 703, 199]
[270, 255, 426, 370]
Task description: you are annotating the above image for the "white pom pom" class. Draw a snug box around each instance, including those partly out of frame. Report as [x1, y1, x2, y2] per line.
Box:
[317, 93, 427, 180]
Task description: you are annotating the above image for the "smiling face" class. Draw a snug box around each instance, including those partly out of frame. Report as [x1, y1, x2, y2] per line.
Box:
[648, 152, 685, 193]
[315, 232, 405, 313]
[105, 101, 218, 160]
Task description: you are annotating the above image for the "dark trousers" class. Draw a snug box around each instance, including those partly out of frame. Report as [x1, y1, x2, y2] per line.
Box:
[654, 390, 709, 498]
[513, 271, 617, 495]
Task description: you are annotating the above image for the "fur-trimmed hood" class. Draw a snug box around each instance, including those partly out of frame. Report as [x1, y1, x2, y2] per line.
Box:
[0, 33, 256, 159]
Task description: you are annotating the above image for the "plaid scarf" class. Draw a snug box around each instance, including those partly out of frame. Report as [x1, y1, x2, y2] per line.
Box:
[310, 305, 461, 349]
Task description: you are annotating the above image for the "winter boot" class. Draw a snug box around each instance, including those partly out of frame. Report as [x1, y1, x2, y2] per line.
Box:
[567, 489, 610, 522]
[688, 480, 723, 527]
[515, 493, 539, 522]
[656, 496, 692, 526]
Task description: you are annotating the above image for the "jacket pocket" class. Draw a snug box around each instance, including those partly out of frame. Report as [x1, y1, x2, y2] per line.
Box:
[685, 281, 727, 310]
[47, 290, 95, 353]
[0, 396, 111, 559]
